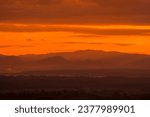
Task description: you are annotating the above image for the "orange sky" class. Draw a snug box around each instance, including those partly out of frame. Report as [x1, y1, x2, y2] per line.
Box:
[0, 24, 150, 55]
[0, 0, 150, 55]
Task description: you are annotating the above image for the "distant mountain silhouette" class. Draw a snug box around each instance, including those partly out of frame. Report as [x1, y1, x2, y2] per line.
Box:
[0, 50, 150, 73]
[38, 56, 69, 64]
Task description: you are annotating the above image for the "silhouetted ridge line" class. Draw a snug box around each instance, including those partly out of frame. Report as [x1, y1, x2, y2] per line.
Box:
[0, 50, 150, 73]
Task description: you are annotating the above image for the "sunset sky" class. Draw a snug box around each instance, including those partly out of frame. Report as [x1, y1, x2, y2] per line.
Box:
[0, 0, 150, 55]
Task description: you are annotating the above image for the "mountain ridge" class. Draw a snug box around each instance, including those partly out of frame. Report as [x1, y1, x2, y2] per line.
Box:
[0, 50, 150, 73]
[1, 50, 150, 57]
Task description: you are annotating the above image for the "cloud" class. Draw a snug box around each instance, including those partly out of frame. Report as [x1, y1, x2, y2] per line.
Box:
[17, 45, 35, 48]
[26, 39, 34, 42]
[0, 23, 150, 36]
[0, 45, 13, 48]
[70, 34, 102, 38]
[59, 42, 134, 46]
[0, 0, 149, 25]
[112, 43, 134, 46]
[61, 42, 105, 45]
[0, 45, 35, 48]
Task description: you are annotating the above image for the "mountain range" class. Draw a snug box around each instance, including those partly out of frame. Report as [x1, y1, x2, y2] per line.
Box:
[0, 50, 150, 73]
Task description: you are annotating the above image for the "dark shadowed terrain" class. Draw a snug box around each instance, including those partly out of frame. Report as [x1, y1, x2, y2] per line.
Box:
[0, 69, 150, 100]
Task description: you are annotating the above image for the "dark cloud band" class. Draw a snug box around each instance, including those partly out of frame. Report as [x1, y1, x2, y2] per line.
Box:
[0, 0, 149, 25]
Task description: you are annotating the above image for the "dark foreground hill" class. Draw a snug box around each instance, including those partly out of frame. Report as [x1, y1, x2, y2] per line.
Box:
[0, 73, 150, 100]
